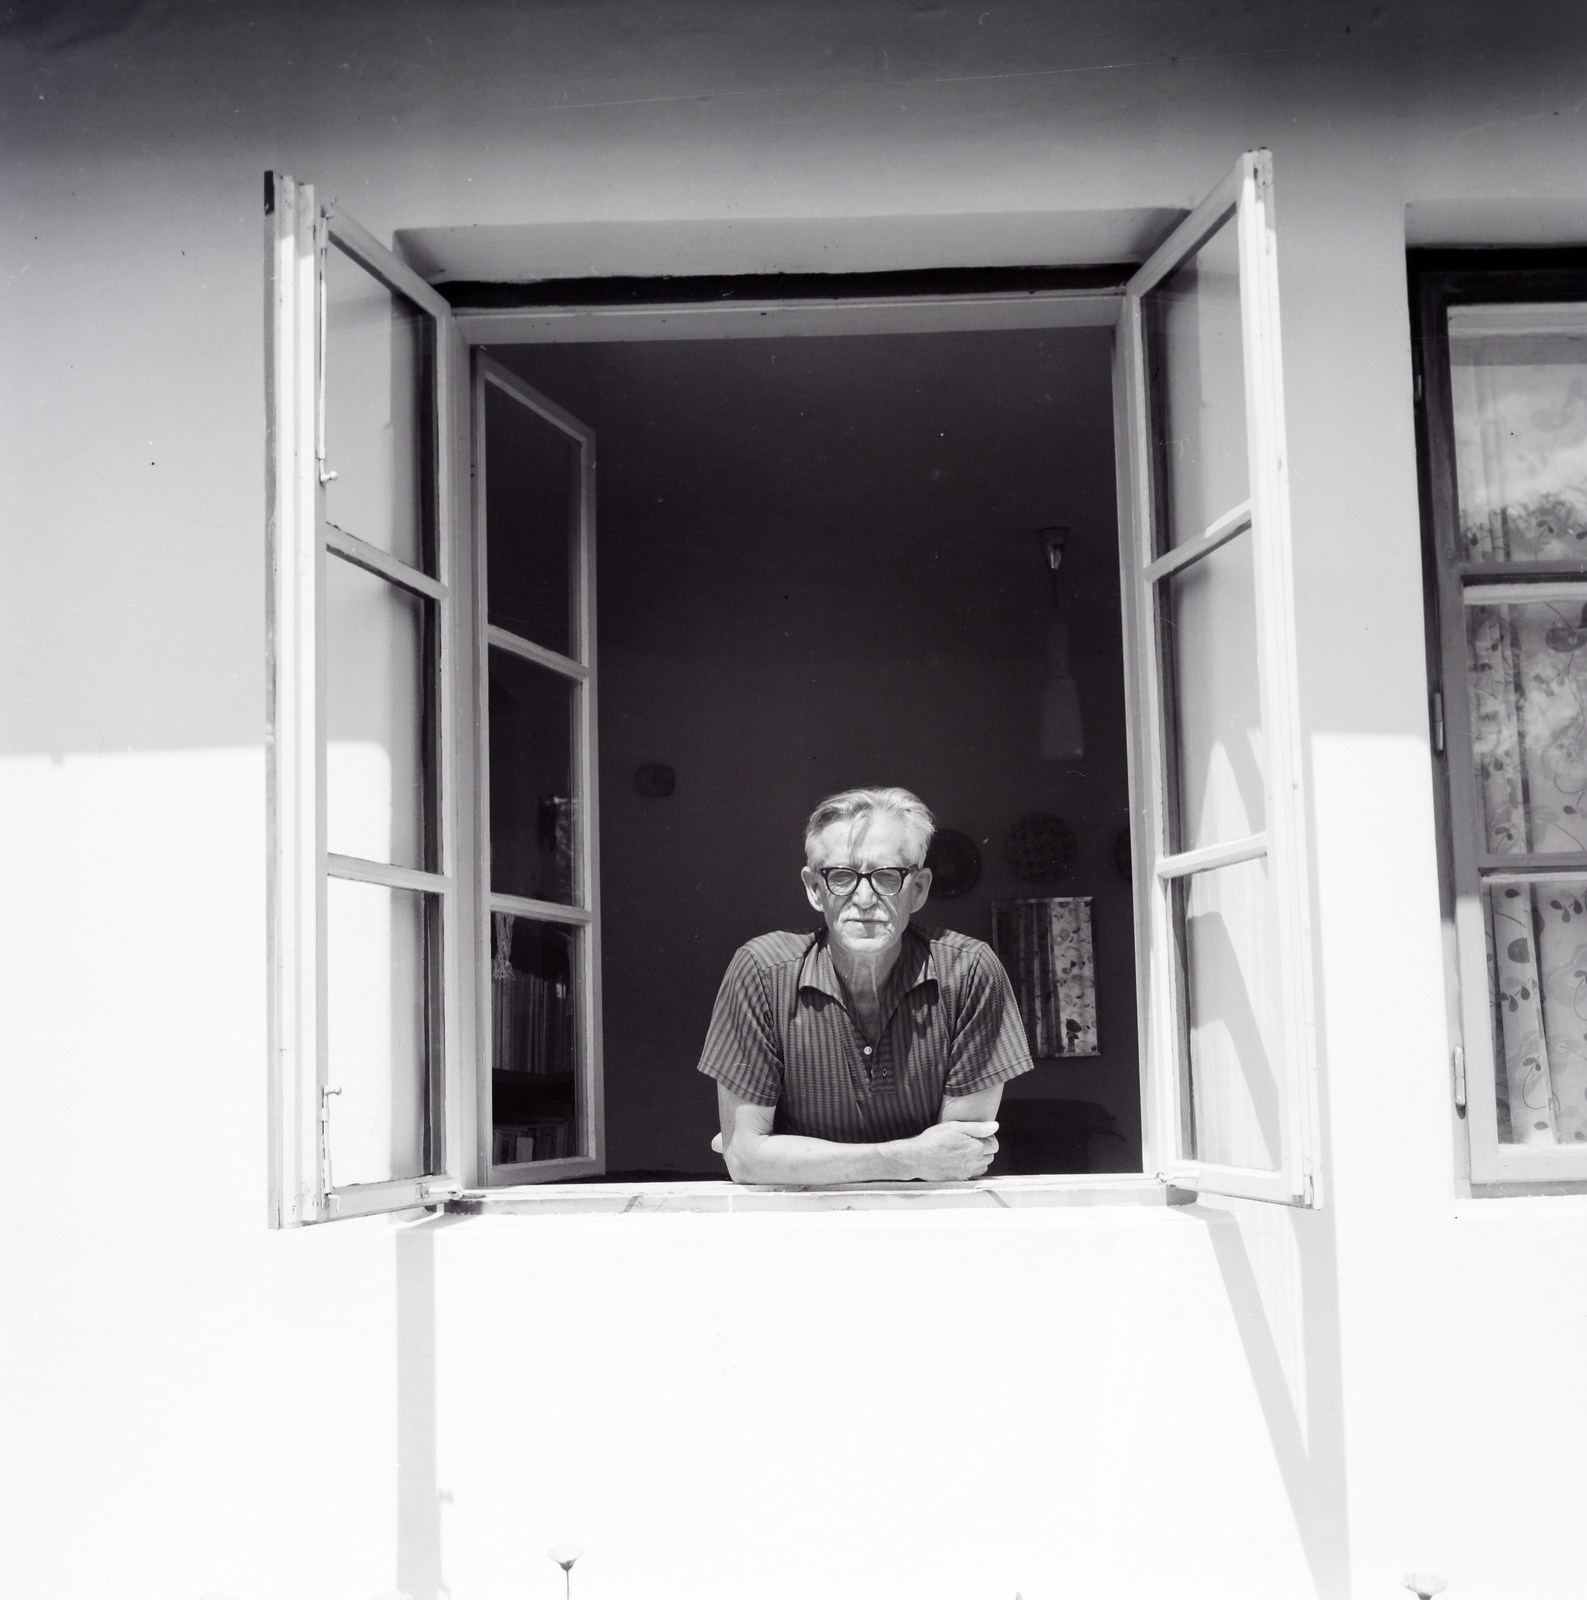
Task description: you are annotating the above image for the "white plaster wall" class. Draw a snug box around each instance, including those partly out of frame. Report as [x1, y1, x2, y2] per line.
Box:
[4, 3, 1587, 1597]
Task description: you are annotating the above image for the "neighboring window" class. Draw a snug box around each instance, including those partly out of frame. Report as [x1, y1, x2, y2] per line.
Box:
[265, 174, 463, 1224]
[1415, 251, 1587, 1186]
[473, 358, 603, 1180]
[1118, 150, 1319, 1205]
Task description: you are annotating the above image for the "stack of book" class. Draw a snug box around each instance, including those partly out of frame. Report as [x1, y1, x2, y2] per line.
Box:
[491, 964, 574, 1074]
[491, 1118, 576, 1166]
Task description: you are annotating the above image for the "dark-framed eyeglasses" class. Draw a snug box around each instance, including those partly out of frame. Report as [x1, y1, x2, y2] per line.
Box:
[814, 865, 919, 898]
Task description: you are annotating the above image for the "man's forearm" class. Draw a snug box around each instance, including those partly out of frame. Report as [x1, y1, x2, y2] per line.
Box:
[724, 1131, 918, 1186]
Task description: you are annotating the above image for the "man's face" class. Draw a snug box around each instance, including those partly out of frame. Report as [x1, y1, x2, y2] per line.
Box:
[801, 811, 933, 959]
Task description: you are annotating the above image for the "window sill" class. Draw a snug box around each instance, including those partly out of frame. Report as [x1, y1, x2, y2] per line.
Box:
[447, 1172, 1186, 1217]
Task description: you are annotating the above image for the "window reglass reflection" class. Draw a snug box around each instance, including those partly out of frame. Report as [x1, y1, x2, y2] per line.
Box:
[490, 914, 581, 1165]
[323, 241, 435, 574]
[485, 379, 578, 658]
[1178, 856, 1282, 1172]
[489, 647, 578, 906]
[1164, 531, 1266, 853]
[1449, 303, 1587, 564]
[1145, 213, 1249, 552]
[324, 552, 434, 871]
[325, 877, 433, 1185]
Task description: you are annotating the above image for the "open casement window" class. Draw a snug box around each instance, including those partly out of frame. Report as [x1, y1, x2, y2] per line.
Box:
[473, 357, 603, 1183]
[265, 173, 465, 1225]
[1417, 256, 1587, 1186]
[1116, 150, 1319, 1206]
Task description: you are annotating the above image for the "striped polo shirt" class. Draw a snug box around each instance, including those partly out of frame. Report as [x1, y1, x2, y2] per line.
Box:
[697, 924, 1034, 1144]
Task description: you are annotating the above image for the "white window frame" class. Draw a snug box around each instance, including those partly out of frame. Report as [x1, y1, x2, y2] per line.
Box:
[267, 153, 1319, 1216]
[1418, 263, 1587, 1188]
[1114, 150, 1321, 1207]
[265, 173, 466, 1225]
[472, 357, 605, 1184]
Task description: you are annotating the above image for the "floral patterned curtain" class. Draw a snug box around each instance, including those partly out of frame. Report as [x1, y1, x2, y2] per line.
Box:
[1454, 307, 1587, 1145]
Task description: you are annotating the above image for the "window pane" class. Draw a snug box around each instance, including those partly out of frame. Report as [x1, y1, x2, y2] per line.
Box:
[485, 379, 578, 658]
[1449, 303, 1587, 565]
[1177, 855, 1282, 1171]
[325, 552, 434, 870]
[1163, 531, 1266, 853]
[1465, 599, 1587, 857]
[490, 914, 582, 1165]
[489, 647, 578, 905]
[1145, 212, 1248, 552]
[1481, 879, 1587, 1147]
[323, 240, 434, 574]
[325, 877, 434, 1186]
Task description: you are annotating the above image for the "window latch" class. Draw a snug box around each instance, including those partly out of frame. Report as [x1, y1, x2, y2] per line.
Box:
[1452, 1046, 1467, 1113]
[1431, 690, 1445, 755]
[313, 217, 339, 488]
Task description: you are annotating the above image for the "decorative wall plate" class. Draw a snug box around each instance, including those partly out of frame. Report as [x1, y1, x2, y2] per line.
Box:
[1005, 813, 1076, 883]
[634, 762, 676, 797]
[924, 828, 981, 899]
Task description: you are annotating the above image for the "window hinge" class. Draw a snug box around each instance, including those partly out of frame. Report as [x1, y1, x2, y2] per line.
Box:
[1414, 368, 1424, 405]
[1302, 1160, 1317, 1207]
[318, 1084, 342, 1195]
[1155, 1169, 1198, 1194]
[1431, 689, 1445, 755]
[1452, 1046, 1467, 1113]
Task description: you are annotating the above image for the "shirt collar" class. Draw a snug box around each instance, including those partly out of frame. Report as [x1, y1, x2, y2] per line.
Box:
[799, 923, 937, 1008]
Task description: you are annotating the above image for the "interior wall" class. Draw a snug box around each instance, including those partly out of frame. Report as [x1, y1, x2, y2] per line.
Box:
[498, 328, 1139, 1175]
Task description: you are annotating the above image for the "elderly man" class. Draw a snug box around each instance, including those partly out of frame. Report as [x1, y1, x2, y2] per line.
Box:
[700, 786, 1034, 1185]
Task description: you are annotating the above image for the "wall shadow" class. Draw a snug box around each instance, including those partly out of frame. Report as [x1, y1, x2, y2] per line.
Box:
[1195, 1200, 1352, 1599]
[396, 1217, 451, 1600]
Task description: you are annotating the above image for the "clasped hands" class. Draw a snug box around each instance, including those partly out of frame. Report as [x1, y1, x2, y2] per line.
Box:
[709, 1118, 998, 1182]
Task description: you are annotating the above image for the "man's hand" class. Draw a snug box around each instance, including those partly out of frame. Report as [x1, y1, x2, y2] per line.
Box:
[713, 1085, 1003, 1186]
[906, 1120, 998, 1180]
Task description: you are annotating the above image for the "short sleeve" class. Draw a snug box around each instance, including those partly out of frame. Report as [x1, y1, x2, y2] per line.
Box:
[942, 947, 1035, 1096]
[697, 945, 784, 1106]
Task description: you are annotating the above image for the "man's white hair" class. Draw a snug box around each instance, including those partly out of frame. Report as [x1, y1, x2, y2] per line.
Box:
[803, 786, 936, 866]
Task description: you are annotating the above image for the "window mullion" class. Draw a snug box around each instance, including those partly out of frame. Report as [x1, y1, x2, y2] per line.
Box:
[1116, 289, 1190, 1184]
[1156, 833, 1269, 879]
[1142, 501, 1253, 585]
[488, 890, 592, 926]
[1237, 151, 1318, 1205]
[326, 525, 448, 602]
[1478, 855, 1587, 879]
[266, 173, 326, 1229]
[485, 622, 589, 682]
[1419, 270, 1506, 1180]
[326, 853, 453, 895]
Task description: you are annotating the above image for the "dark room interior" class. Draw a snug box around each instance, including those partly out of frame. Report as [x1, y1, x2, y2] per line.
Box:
[489, 323, 1142, 1180]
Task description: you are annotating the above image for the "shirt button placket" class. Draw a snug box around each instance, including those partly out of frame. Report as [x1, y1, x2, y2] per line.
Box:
[853, 1021, 874, 1079]
[872, 1029, 892, 1089]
